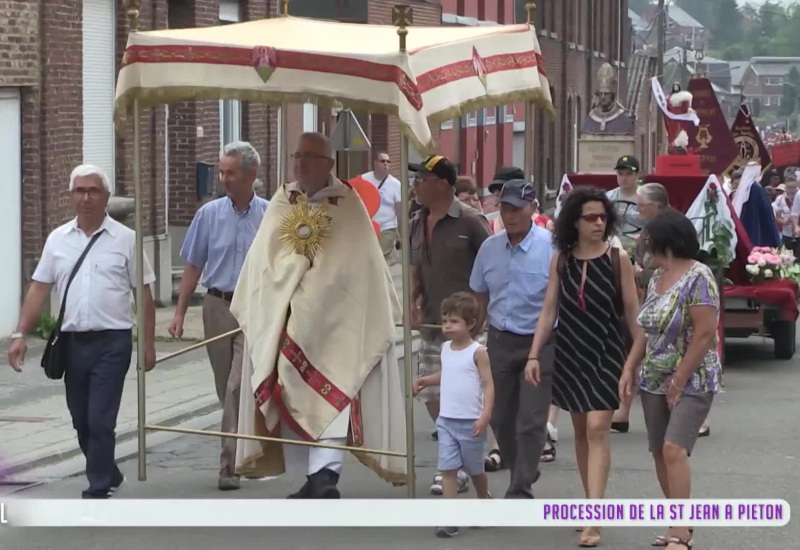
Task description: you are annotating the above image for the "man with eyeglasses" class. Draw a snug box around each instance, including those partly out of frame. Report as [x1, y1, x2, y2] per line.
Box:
[409, 154, 491, 495]
[169, 141, 269, 491]
[362, 151, 402, 264]
[7, 164, 157, 499]
[469, 179, 554, 498]
[230, 132, 406, 499]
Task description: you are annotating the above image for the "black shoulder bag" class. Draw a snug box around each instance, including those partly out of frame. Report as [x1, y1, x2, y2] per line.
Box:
[41, 233, 102, 380]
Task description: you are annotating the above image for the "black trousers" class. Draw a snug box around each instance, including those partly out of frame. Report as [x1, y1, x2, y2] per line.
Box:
[486, 327, 554, 498]
[63, 330, 132, 497]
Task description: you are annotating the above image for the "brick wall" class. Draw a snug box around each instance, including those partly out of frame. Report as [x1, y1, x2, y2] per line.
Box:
[116, 0, 169, 236]
[0, 0, 39, 87]
[34, 0, 83, 263]
[369, 0, 441, 178]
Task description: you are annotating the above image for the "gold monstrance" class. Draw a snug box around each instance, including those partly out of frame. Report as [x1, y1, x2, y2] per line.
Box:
[279, 195, 331, 261]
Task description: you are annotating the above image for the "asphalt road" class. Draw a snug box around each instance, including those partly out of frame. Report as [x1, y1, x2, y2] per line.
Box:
[1, 336, 799, 550]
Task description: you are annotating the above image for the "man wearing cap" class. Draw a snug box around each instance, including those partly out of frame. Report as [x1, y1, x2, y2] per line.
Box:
[607, 156, 644, 249]
[410, 154, 492, 495]
[469, 179, 554, 498]
[484, 167, 525, 234]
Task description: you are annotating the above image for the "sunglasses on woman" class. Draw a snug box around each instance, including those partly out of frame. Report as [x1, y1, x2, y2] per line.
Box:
[580, 213, 608, 223]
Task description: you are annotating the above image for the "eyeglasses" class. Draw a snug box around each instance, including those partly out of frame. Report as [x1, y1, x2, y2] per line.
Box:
[291, 152, 331, 161]
[580, 213, 608, 223]
[72, 188, 105, 199]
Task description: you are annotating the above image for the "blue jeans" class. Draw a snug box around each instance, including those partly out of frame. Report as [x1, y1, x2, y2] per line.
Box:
[63, 330, 132, 497]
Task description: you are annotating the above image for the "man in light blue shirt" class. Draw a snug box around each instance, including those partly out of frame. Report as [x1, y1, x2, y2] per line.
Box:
[168, 141, 268, 491]
[469, 178, 554, 499]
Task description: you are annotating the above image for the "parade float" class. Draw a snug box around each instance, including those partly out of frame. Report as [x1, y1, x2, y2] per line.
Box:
[560, 75, 799, 360]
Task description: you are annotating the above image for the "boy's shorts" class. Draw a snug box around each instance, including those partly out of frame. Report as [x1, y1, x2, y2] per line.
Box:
[436, 416, 486, 476]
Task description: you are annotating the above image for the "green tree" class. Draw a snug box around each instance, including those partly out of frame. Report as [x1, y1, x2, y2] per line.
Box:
[771, 4, 800, 57]
[709, 0, 743, 52]
[780, 67, 800, 118]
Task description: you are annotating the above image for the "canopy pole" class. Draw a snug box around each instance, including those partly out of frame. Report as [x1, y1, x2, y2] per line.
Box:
[278, 105, 287, 186]
[524, 2, 536, 186]
[393, 3, 415, 499]
[134, 98, 147, 483]
[124, 0, 147, 483]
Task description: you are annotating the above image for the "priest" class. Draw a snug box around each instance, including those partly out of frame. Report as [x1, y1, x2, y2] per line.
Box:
[231, 132, 406, 498]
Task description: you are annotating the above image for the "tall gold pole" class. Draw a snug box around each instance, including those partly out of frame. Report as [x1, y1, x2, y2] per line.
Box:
[524, 2, 536, 185]
[281, 0, 290, 16]
[123, 0, 147, 483]
[392, 4, 415, 499]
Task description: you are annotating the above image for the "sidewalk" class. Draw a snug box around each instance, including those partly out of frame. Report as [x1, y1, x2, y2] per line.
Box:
[0, 265, 417, 478]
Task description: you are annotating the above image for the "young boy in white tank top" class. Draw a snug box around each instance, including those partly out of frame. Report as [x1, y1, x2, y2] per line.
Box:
[413, 292, 495, 538]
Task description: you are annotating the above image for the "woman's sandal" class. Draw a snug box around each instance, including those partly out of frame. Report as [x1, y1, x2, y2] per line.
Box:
[484, 449, 503, 472]
[666, 537, 693, 549]
[653, 529, 694, 547]
[578, 528, 601, 548]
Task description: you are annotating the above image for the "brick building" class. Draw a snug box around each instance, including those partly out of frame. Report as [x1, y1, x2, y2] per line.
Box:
[741, 57, 800, 118]
[0, 0, 631, 332]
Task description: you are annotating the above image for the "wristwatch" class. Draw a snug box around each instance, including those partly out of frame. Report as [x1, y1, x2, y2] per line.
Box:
[10, 332, 24, 341]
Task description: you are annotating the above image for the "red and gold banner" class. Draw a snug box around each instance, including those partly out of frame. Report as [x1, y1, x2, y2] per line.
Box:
[730, 105, 772, 171]
[687, 78, 738, 176]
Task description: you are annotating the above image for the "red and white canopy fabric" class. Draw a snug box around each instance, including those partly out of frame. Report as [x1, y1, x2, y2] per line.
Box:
[115, 16, 552, 151]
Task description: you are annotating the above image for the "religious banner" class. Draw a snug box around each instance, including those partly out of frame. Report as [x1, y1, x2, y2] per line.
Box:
[686, 78, 738, 176]
[730, 104, 772, 171]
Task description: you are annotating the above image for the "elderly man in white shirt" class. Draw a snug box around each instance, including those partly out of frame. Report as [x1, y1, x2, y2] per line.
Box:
[361, 151, 402, 264]
[6, 164, 156, 499]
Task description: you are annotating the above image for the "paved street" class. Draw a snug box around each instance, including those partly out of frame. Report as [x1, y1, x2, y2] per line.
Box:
[1, 335, 798, 549]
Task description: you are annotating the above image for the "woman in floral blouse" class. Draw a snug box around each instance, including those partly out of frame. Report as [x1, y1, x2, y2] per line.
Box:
[619, 209, 722, 550]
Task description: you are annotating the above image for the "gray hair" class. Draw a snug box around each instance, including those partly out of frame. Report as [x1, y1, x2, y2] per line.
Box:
[298, 132, 333, 159]
[637, 182, 669, 208]
[69, 164, 111, 192]
[222, 141, 261, 172]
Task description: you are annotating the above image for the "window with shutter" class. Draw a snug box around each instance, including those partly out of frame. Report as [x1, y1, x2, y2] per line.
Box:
[82, 0, 116, 192]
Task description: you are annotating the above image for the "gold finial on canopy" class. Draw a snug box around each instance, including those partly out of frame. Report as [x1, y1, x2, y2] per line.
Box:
[392, 5, 414, 53]
[124, 0, 140, 32]
[526, 1, 537, 24]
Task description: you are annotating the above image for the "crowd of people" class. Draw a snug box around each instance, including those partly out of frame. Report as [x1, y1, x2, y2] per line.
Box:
[5, 139, 729, 550]
[402, 153, 721, 548]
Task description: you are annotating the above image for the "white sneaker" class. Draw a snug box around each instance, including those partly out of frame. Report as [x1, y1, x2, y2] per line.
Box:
[547, 422, 558, 442]
[430, 471, 470, 495]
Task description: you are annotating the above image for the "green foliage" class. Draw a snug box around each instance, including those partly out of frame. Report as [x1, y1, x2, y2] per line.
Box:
[779, 66, 800, 118]
[709, 0, 744, 52]
[35, 314, 58, 340]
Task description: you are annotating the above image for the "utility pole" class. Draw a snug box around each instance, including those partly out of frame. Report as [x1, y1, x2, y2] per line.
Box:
[656, 0, 666, 154]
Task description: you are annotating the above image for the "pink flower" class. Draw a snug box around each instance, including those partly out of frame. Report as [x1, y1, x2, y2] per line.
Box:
[766, 254, 782, 265]
[748, 254, 759, 264]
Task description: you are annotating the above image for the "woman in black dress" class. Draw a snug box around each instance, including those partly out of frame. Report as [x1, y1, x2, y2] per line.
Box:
[526, 187, 641, 548]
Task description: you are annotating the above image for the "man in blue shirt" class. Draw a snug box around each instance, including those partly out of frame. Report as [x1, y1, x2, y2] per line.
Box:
[469, 178, 554, 499]
[168, 141, 268, 491]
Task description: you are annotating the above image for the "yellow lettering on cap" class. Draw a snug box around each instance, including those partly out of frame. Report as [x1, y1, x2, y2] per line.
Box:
[424, 155, 444, 171]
